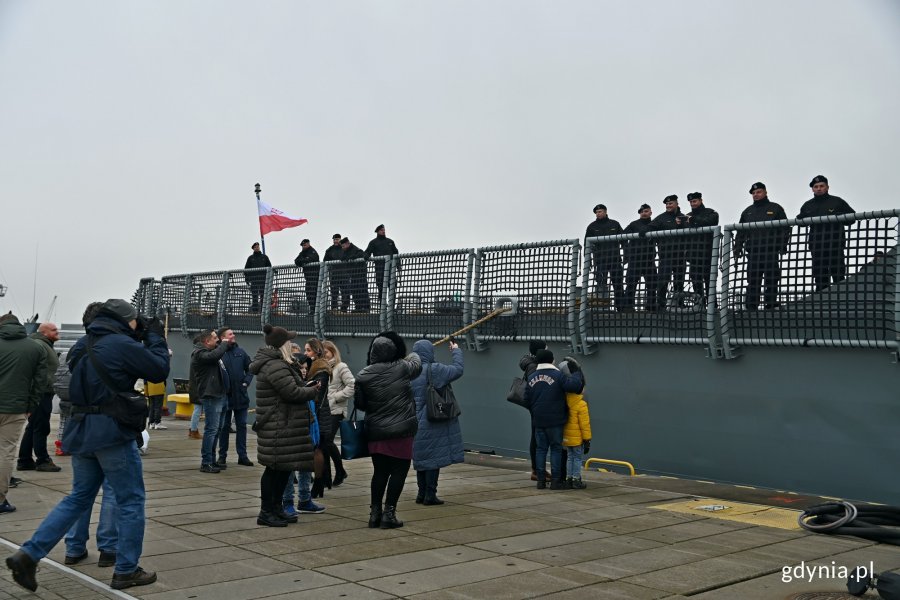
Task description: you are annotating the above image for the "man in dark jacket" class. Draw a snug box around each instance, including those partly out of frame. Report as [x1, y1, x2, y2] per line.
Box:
[623, 204, 658, 311]
[293, 239, 320, 313]
[6, 299, 169, 592]
[585, 204, 625, 310]
[340, 237, 371, 313]
[735, 182, 790, 309]
[244, 242, 272, 313]
[0, 314, 46, 515]
[18, 322, 61, 472]
[797, 175, 855, 291]
[323, 234, 344, 310]
[216, 327, 253, 468]
[683, 192, 720, 299]
[364, 224, 400, 308]
[651, 195, 688, 310]
[189, 329, 232, 473]
[524, 349, 584, 490]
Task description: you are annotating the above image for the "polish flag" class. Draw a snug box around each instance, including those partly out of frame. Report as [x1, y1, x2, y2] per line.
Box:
[257, 200, 308, 236]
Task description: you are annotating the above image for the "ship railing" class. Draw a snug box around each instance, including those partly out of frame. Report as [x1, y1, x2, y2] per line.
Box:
[131, 209, 899, 357]
[719, 209, 899, 355]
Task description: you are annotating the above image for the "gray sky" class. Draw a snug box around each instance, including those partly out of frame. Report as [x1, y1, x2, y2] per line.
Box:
[1, 0, 898, 325]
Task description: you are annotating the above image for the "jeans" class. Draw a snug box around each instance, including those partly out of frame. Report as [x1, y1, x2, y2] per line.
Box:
[190, 404, 202, 431]
[283, 471, 312, 505]
[565, 445, 584, 480]
[534, 426, 564, 481]
[218, 407, 248, 461]
[65, 478, 118, 556]
[200, 397, 225, 465]
[21, 441, 145, 575]
[18, 393, 53, 464]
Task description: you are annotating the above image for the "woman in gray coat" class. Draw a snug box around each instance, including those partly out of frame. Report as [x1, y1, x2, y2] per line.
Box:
[410, 339, 464, 505]
[250, 325, 319, 527]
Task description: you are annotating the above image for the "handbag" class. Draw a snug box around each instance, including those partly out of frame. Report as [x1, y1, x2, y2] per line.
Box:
[84, 338, 149, 434]
[339, 407, 369, 460]
[506, 376, 529, 408]
[425, 364, 461, 422]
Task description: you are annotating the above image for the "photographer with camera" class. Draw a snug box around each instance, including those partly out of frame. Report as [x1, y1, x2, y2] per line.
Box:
[7, 299, 170, 592]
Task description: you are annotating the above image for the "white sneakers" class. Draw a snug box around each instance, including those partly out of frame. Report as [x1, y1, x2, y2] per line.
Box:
[148, 423, 168, 430]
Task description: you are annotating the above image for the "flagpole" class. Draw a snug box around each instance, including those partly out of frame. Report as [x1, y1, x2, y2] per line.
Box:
[254, 182, 266, 255]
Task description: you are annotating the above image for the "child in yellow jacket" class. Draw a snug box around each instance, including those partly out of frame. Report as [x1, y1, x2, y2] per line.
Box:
[560, 358, 591, 489]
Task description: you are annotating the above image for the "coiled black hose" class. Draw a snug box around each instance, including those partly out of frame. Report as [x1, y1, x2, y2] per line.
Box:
[799, 502, 900, 545]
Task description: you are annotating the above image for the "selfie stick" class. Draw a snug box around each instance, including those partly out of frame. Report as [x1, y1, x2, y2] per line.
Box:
[433, 307, 511, 346]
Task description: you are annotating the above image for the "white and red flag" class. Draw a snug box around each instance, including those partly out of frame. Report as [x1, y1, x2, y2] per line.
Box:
[257, 199, 307, 236]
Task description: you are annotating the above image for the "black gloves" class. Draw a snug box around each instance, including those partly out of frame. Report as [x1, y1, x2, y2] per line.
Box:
[582, 440, 591, 454]
[144, 316, 165, 338]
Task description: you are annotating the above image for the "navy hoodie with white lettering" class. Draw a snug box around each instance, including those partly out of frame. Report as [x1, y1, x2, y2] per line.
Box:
[525, 363, 584, 428]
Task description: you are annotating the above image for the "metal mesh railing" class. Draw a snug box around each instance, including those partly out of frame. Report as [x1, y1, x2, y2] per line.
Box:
[183, 271, 225, 333]
[721, 210, 899, 349]
[319, 258, 389, 338]
[472, 241, 580, 344]
[387, 249, 474, 338]
[267, 264, 317, 336]
[159, 275, 189, 331]
[580, 227, 720, 349]
[220, 269, 261, 334]
[132, 278, 160, 317]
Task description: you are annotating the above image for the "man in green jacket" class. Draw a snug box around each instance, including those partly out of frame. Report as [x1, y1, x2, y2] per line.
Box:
[18, 322, 61, 472]
[0, 314, 47, 513]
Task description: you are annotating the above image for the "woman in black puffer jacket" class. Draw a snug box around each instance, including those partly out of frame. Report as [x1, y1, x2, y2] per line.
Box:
[251, 325, 319, 527]
[354, 331, 422, 529]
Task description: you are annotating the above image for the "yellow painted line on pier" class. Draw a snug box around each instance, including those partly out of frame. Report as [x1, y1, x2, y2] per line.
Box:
[650, 498, 801, 531]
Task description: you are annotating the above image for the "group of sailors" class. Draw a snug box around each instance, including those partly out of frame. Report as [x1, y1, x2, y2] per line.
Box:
[585, 175, 854, 311]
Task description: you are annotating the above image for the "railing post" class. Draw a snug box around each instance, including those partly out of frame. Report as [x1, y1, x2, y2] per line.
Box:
[894, 221, 900, 355]
[463, 250, 476, 350]
[568, 240, 582, 353]
[216, 272, 229, 330]
[718, 228, 739, 359]
[180, 274, 192, 339]
[578, 238, 594, 355]
[705, 226, 722, 359]
[470, 248, 486, 351]
[261, 267, 274, 329]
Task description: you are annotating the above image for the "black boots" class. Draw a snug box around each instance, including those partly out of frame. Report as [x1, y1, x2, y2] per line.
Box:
[423, 496, 444, 506]
[381, 505, 403, 529]
[549, 479, 565, 490]
[368, 504, 383, 528]
[110, 567, 157, 590]
[332, 469, 348, 487]
[6, 550, 38, 592]
[257, 510, 288, 527]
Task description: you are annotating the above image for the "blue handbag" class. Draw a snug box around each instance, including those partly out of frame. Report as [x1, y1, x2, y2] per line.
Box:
[339, 407, 369, 460]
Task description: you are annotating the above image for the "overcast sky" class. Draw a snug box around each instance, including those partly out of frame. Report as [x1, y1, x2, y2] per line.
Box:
[1, 0, 898, 325]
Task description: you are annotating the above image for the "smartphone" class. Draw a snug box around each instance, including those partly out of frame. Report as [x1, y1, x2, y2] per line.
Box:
[305, 380, 318, 387]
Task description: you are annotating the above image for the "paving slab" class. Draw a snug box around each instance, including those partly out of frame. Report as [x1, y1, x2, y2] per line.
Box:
[2, 416, 897, 600]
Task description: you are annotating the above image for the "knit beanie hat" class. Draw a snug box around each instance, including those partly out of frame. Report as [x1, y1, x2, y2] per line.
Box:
[100, 299, 138, 324]
[528, 339, 546, 355]
[535, 349, 554, 364]
[263, 324, 295, 348]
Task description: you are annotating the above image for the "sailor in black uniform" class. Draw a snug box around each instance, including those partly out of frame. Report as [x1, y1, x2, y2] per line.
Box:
[734, 182, 789, 309]
[797, 175, 855, 291]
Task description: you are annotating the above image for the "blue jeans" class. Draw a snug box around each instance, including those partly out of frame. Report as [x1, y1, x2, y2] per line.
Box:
[201, 397, 225, 465]
[190, 404, 202, 430]
[534, 426, 564, 481]
[65, 478, 118, 556]
[218, 407, 248, 461]
[21, 441, 145, 575]
[565, 445, 584, 479]
[283, 471, 312, 506]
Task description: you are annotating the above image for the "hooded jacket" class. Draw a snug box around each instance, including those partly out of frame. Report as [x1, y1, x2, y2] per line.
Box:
[0, 319, 47, 414]
[221, 343, 253, 410]
[410, 340, 464, 470]
[354, 332, 422, 441]
[525, 363, 584, 428]
[563, 393, 592, 447]
[250, 348, 318, 471]
[64, 315, 170, 454]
